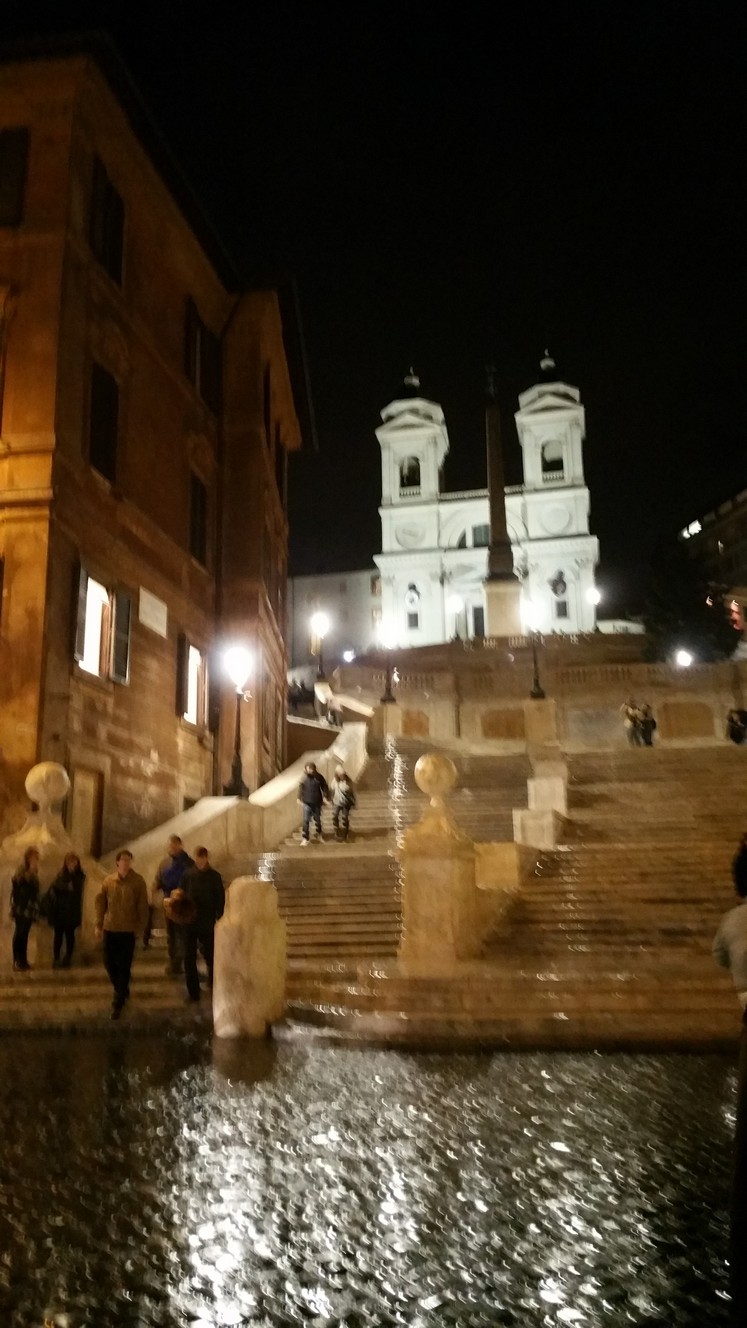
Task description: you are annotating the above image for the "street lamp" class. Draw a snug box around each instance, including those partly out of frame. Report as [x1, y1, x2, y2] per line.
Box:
[223, 644, 252, 797]
[378, 624, 397, 704]
[586, 587, 601, 607]
[522, 599, 546, 700]
[675, 648, 694, 668]
[310, 610, 330, 680]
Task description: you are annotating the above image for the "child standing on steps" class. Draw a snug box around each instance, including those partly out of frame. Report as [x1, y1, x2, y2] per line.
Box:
[330, 765, 357, 842]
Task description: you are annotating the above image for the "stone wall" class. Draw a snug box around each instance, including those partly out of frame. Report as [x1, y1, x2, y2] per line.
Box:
[337, 653, 745, 750]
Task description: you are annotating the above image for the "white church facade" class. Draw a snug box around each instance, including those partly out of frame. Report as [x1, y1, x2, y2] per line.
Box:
[289, 357, 601, 667]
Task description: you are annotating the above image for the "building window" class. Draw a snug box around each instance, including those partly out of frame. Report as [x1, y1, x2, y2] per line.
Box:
[372, 606, 382, 628]
[407, 611, 420, 630]
[177, 635, 207, 725]
[263, 364, 272, 449]
[88, 363, 119, 484]
[89, 156, 124, 284]
[554, 600, 569, 619]
[185, 299, 221, 413]
[472, 605, 485, 637]
[456, 531, 467, 549]
[0, 128, 30, 227]
[274, 422, 286, 506]
[189, 473, 208, 565]
[399, 456, 421, 490]
[541, 440, 564, 478]
[472, 524, 489, 547]
[371, 575, 381, 597]
[74, 569, 131, 683]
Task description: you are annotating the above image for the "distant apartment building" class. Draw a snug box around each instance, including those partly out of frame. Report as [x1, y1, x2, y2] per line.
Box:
[679, 491, 747, 628]
[0, 45, 310, 850]
[288, 569, 382, 674]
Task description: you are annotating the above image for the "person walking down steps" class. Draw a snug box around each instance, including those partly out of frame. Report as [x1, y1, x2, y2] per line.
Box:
[95, 850, 149, 1020]
[298, 761, 329, 846]
[45, 852, 85, 967]
[330, 764, 357, 841]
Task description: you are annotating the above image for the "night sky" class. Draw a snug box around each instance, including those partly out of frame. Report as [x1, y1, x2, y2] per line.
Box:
[4, 3, 746, 614]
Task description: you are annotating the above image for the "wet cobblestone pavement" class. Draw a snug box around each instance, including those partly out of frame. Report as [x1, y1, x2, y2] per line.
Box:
[0, 1037, 735, 1327]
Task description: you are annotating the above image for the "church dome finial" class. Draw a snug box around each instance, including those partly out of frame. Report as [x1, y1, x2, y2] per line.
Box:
[404, 366, 420, 391]
[540, 349, 556, 375]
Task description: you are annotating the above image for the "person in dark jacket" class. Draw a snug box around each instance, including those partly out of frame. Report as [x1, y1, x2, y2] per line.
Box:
[46, 852, 85, 967]
[10, 846, 40, 971]
[181, 847, 225, 1001]
[298, 762, 330, 846]
[150, 835, 194, 974]
[732, 833, 747, 897]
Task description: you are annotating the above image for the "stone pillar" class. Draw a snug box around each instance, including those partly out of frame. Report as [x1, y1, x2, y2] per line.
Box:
[523, 697, 559, 751]
[213, 876, 286, 1038]
[398, 752, 481, 974]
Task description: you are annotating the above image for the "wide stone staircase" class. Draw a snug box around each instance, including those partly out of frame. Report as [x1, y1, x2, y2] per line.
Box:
[276, 743, 747, 1049]
[0, 940, 212, 1031]
[222, 738, 531, 962]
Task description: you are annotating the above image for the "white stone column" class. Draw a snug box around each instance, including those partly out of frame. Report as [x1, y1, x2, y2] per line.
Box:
[213, 876, 286, 1038]
[397, 753, 481, 974]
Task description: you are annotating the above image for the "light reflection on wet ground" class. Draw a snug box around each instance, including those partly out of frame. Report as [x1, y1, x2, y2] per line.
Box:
[0, 1037, 735, 1326]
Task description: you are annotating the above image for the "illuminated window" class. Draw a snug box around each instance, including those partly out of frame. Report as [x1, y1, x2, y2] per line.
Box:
[89, 156, 124, 284]
[74, 569, 131, 683]
[179, 640, 207, 725]
[370, 575, 381, 597]
[0, 128, 29, 226]
[372, 606, 382, 627]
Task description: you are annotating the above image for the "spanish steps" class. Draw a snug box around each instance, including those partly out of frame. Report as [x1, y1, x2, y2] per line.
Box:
[275, 741, 746, 1049]
[2, 736, 744, 1046]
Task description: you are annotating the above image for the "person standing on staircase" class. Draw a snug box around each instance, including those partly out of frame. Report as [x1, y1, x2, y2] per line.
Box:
[10, 846, 40, 972]
[181, 847, 225, 1002]
[94, 850, 149, 1020]
[298, 762, 329, 846]
[151, 835, 194, 975]
[330, 765, 357, 841]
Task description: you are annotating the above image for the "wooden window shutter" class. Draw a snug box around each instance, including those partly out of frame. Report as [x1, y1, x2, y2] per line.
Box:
[0, 128, 30, 227]
[184, 299, 199, 385]
[73, 565, 88, 662]
[176, 632, 189, 717]
[89, 364, 119, 484]
[110, 591, 131, 684]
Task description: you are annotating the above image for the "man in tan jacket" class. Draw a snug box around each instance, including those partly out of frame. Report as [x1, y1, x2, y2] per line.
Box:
[95, 849, 149, 1020]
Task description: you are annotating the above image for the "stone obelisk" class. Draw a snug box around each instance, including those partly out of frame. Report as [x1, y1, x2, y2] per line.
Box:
[483, 368, 522, 637]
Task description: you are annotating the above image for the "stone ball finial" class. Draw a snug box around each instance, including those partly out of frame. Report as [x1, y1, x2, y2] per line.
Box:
[25, 762, 71, 813]
[414, 753, 457, 807]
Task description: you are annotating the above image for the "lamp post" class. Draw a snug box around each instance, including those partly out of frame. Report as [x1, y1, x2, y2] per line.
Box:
[522, 599, 546, 700]
[223, 644, 252, 797]
[379, 625, 397, 704]
[310, 610, 330, 681]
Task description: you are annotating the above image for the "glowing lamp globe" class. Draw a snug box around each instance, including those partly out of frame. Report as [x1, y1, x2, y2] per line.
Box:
[225, 645, 252, 691]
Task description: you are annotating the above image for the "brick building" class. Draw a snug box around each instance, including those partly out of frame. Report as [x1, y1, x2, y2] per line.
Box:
[0, 44, 310, 852]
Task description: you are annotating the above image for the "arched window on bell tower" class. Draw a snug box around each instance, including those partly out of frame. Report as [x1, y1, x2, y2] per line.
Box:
[399, 456, 421, 492]
[541, 439, 564, 479]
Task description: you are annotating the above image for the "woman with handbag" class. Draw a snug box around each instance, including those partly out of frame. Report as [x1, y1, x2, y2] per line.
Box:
[46, 852, 85, 968]
[10, 846, 41, 971]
